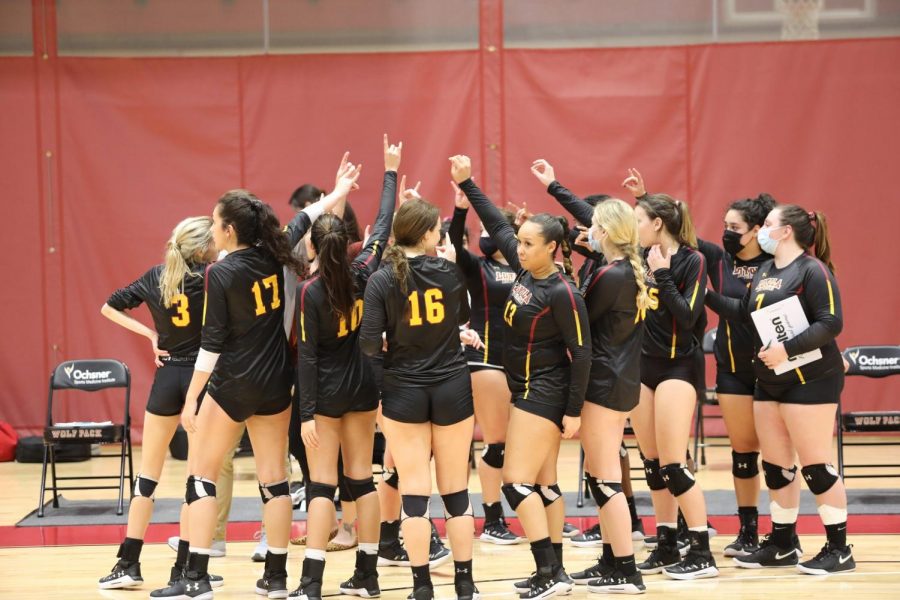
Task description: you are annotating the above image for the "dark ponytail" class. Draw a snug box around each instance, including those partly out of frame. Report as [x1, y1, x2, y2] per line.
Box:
[310, 213, 355, 320]
[528, 213, 573, 277]
[729, 192, 777, 228]
[637, 194, 697, 248]
[217, 189, 305, 274]
[384, 199, 440, 295]
[779, 204, 835, 272]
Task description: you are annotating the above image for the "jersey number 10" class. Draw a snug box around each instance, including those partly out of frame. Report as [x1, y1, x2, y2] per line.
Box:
[408, 289, 445, 326]
[337, 299, 365, 338]
[252, 275, 281, 316]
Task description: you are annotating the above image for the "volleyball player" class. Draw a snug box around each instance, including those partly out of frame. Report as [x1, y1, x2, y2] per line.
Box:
[452, 155, 590, 600]
[288, 135, 399, 600]
[150, 161, 361, 600]
[448, 180, 521, 545]
[698, 194, 777, 556]
[621, 170, 718, 580]
[530, 160, 648, 594]
[359, 192, 478, 600]
[97, 217, 224, 591]
[706, 205, 854, 575]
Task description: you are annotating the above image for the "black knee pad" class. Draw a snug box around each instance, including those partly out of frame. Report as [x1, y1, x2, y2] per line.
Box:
[502, 483, 537, 511]
[538, 483, 562, 507]
[441, 489, 473, 519]
[642, 458, 666, 491]
[381, 467, 399, 490]
[258, 478, 290, 504]
[619, 442, 628, 459]
[762, 460, 798, 490]
[732, 451, 760, 479]
[185, 475, 216, 504]
[586, 476, 622, 509]
[400, 494, 430, 520]
[344, 476, 376, 501]
[801, 463, 840, 495]
[660, 463, 696, 497]
[481, 443, 505, 469]
[306, 480, 337, 504]
[133, 473, 158, 500]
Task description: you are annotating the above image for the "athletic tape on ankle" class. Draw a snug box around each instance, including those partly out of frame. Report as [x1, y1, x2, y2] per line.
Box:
[770, 500, 799, 523]
[817, 504, 848, 526]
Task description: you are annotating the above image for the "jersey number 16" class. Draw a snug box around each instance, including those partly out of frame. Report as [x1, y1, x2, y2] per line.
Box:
[408, 289, 445, 326]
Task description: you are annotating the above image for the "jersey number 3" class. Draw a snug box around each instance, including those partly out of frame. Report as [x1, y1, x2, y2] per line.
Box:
[170, 294, 190, 327]
[408, 289, 445, 326]
[252, 275, 281, 316]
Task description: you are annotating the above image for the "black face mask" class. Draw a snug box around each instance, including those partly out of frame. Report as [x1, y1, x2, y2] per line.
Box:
[479, 236, 498, 257]
[722, 229, 746, 256]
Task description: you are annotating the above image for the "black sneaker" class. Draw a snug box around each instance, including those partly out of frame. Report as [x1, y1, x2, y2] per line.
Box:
[631, 519, 646, 541]
[586, 569, 646, 594]
[256, 570, 288, 598]
[571, 524, 603, 548]
[642, 535, 658, 550]
[733, 535, 801, 569]
[340, 552, 380, 598]
[570, 557, 614, 585]
[98, 559, 143, 589]
[428, 526, 451, 568]
[377, 538, 410, 567]
[167, 565, 224, 589]
[481, 518, 522, 545]
[724, 524, 759, 557]
[407, 586, 434, 600]
[512, 573, 534, 593]
[663, 550, 719, 580]
[455, 578, 480, 600]
[151, 577, 213, 599]
[562, 522, 580, 538]
[288, 558, 324, 600]
[797, 543, 855, 575]
[554, 567, 574, 596]
[519, 567, 568, 600]
[637, 546, 680, 575]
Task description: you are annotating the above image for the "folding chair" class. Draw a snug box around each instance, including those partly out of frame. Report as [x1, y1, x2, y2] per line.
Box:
[38, 359, 134, 517]
[693, 329, 728, 466]
[837, 346, 900, 479]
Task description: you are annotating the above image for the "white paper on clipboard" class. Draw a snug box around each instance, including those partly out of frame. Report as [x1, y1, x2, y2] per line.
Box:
[751, 295, 822, 375]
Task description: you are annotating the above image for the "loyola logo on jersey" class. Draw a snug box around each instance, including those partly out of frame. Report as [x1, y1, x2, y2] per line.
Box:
[64, 363, 116, 385]
[846, 348, 900, 373]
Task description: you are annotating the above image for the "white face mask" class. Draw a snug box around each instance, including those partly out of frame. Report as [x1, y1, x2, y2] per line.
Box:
[589, 229, 603, 254]
[757, 225, 785, 255]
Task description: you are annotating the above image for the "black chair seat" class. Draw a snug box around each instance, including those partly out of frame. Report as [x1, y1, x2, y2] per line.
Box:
[841, 411, 900, 433]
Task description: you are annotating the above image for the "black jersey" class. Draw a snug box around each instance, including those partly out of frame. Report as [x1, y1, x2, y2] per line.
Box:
[107, 263, 207, 359]
[706, 253, 843, 386]
[449, 207, 516, 365]
[295, 171, 395, 422]
[699, 238, 771, 374]
[642, 245, 707, 359]
[359, 255, 470, 385]
[459, 178, 591, 417]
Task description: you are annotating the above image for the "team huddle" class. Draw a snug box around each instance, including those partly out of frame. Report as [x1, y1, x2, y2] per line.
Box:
[97, 136, 852, 600]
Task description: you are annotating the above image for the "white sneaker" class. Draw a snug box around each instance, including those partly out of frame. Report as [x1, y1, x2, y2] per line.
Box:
[251, 530, 268, 562]
[166, 536, 226, 558]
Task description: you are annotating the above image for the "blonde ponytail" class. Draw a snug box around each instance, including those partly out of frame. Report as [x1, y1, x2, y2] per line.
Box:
[159, 216, 213, 307]
[593, 199, 650, 312]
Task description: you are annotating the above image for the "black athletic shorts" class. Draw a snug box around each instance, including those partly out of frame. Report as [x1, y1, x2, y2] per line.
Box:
[640, 354, 698, 391]
[465, 345, 504, 372]
[208, 371, 293, 423]
[315, 388, 379, 419]
[754, 371, 844, 405]
[716, 369, 756, 396]
[513, 396, 566, 430]
[146, 359, 194, 417]
[381, 369, 473, 426]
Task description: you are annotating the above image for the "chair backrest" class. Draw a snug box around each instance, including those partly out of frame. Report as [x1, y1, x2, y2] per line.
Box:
[842, 346, 900, 379]
[702, 328, 717, 354]
[51, 359, 129, 391]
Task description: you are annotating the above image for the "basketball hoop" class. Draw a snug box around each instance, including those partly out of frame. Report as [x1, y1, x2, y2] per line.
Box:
[777, 0, 824, 40]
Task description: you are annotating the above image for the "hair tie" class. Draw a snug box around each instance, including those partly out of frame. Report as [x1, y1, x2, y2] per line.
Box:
[808, 211, 818, 228]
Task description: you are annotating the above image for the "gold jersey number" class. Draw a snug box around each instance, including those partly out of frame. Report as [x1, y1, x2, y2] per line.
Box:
[337, 299, 365, 338]
[252, 275, 281, 316]
[409, 289, 445, 326]
[170, 293, 190, 327]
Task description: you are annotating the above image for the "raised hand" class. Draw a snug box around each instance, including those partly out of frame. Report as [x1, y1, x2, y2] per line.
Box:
[530, 159, 557, 187]
[507, 201, 532, 227]
[574, 225, 592, 252]
[384, 134, 402, 172]
[334, 151, 360, 192]
[449, 155, 472, 184]
[334, 162, 363, 197]
[451, 180, 470, 210]
[398, 174, 422, 205]
[436, 233, 456, 263]
[622, 167, 646, 197]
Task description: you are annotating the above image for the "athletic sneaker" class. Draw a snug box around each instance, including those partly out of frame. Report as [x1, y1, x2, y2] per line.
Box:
[256, 569, 288, 598]
[796, 543, 855, 575]
[570, 557, 614, 585]
[481, 518, 522, 545]
[642, 535, 688, 555]
[571, 524, 603, 548]
[637, 546, 680, 575]
[167, 536, 226, 558]
[455, 578, 480, 600]
[519, 567, 570, 599]
[513, 566, 572, 596]
[166, 565, 224, 589]
[663, 551, 719, 580]
[723, 524, 759, 557]
[631, 519, 646, 541]
[288, 558, 324, 600]
[98, 559, 143, 589]
[586, 569, 646, 595]
[150, 576, 213, 599]
[407, 586, 434, 600]
[377, 537, 410, 567]
[733, 535, 802, 569]
[252, 530, 269, 562]
[429, 523, 451, 568]
[340, 552, 380, 598]
[562, 522, 581, 538]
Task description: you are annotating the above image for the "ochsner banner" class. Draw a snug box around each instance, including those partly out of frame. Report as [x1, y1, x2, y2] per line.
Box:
[845, 347, 900, 376]
[63, 362, 117, 386]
